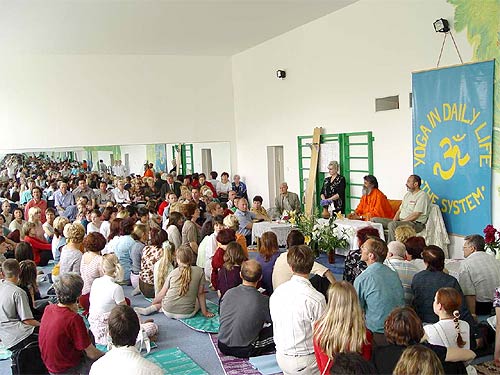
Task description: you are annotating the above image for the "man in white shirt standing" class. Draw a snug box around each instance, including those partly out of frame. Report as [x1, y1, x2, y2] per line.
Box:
[270, 245, 326, 375]
[89, 305, 162, 375]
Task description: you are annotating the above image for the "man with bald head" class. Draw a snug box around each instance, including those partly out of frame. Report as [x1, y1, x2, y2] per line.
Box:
[384, 241, 419, 306]
[218, 260, 274, 358]
[274, 182, 301, 215]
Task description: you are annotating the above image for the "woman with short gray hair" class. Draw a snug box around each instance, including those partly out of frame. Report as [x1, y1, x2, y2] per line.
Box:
[320, 160, 346, 216]
[39, 273, 104, 374]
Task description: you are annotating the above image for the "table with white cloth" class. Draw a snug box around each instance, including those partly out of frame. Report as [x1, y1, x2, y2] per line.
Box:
[252, 221, 293, 247]
[251, 219, 385, 256]
[317, 218, 385, 256]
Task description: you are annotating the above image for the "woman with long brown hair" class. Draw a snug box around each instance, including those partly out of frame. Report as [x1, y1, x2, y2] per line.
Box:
[255, 231, 280, 295]
[313, 281, 372, 374]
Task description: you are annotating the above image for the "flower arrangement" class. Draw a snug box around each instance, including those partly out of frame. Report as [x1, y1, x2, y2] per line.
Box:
[293, 211, 316, 245]
[294, 211, 351, 252]
[483, 224, 500, 256]
[312, 217, 350, 253]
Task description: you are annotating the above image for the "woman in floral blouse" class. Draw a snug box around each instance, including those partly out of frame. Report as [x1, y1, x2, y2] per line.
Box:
[343, 226, 380, 283]
[320, 161, 346, 214]
[139, 228, 168, 298]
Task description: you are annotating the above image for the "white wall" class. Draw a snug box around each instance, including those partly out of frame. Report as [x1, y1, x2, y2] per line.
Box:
[0, 55, 236, 162]
[120, 144, 147, 176]
[231, 0, 496, 257]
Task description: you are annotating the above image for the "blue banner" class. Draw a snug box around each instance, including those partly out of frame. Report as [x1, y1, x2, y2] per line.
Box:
[154, 144, 167, 173]
[412, 61, 494, 236]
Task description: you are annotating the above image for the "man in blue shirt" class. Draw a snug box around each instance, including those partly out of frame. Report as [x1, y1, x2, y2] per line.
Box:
[354, 237, 404, 345]
[234, 198, 256, 246]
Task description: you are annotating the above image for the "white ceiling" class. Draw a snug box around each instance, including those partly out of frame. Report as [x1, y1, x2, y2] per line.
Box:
[0, 0, 357, 56]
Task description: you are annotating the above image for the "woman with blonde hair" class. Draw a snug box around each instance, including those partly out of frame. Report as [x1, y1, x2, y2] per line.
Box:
[52, 216, 69, 262]
[394, 225, 417, 244]
[393, 345, 444, 375]
[153, 241, 175, 296]
[59, 222, 85, 274]
[135, 245, 214, 319]
[89, 253, 158, 345]
[313, 281, 372, 374]
[255, 231, 280, 295]
[223, 214, 248, 257]
[28, 206, 45, 240]
[22, 221, 52, 266]
[165, 211, 184, 250]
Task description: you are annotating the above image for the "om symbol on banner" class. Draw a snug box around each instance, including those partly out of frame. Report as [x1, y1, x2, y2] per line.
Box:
[432, 134, 470, 180]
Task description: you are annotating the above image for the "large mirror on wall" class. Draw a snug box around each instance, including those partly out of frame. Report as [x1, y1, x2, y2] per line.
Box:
[0, 142, 232, 177]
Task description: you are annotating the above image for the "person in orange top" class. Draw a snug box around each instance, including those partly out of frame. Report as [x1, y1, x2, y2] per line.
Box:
[348, 175, 393, 221]
[143, 163, 154, 178]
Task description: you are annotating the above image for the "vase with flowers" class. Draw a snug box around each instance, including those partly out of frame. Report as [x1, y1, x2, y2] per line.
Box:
[483, 224, 500, 259]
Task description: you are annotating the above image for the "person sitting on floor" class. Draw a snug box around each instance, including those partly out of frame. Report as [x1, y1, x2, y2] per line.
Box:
[384, 240, 419, 306]
[405, 236, 427, 271]
[217, 241, 247, 299]
[343, 226, 381, 284]
[272, 230, 336, 296]
[372, 307, 474, 374]
[89, 305, 163, 375]
[424, 288, 470, 352]
[459, 234, 500, 316]
[218, 259, 275, 358]
[393, 345, 444, 375]
[255, 231, 281, 295]
[39, 273, 104, 374]
[0, 259, 40, 354]
[314, 281, 373, 374]
[89, 254, 157, 346]
[22, 221, 52, 266]
[411, 245, 479, 347]
[354, 237, 404, 345]
[134, 245, 215, 319]
[270, 245, 326, 375]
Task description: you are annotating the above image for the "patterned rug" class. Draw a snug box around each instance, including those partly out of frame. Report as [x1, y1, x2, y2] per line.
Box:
[475, 361, 500, 375]
[178, 300, 220, 333]
[209, 333, 263, 375]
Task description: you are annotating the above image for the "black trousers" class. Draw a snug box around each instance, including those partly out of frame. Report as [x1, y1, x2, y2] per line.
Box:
[218, 326, 275, 358]
[476, 301, 493, 315]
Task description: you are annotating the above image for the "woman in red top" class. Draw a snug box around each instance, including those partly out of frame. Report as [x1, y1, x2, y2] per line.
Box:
[210, 228, 236, 289]
[313, 281, 372, 374]
[23, 221, 52, 266]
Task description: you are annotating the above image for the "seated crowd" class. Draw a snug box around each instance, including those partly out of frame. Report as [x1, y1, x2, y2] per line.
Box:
[0, 156, 499, 375]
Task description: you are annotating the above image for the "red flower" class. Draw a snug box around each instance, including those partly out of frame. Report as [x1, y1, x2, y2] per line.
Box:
[484, 225, 498, 244]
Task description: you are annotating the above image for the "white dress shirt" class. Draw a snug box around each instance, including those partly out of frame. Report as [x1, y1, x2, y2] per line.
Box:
[270, 275, 325, 356]
[89, 345, 162, 375]
[112, 188, 130, 203]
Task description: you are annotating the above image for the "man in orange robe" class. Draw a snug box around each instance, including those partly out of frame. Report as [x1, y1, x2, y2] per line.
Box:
[348, 175, 393, 221]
